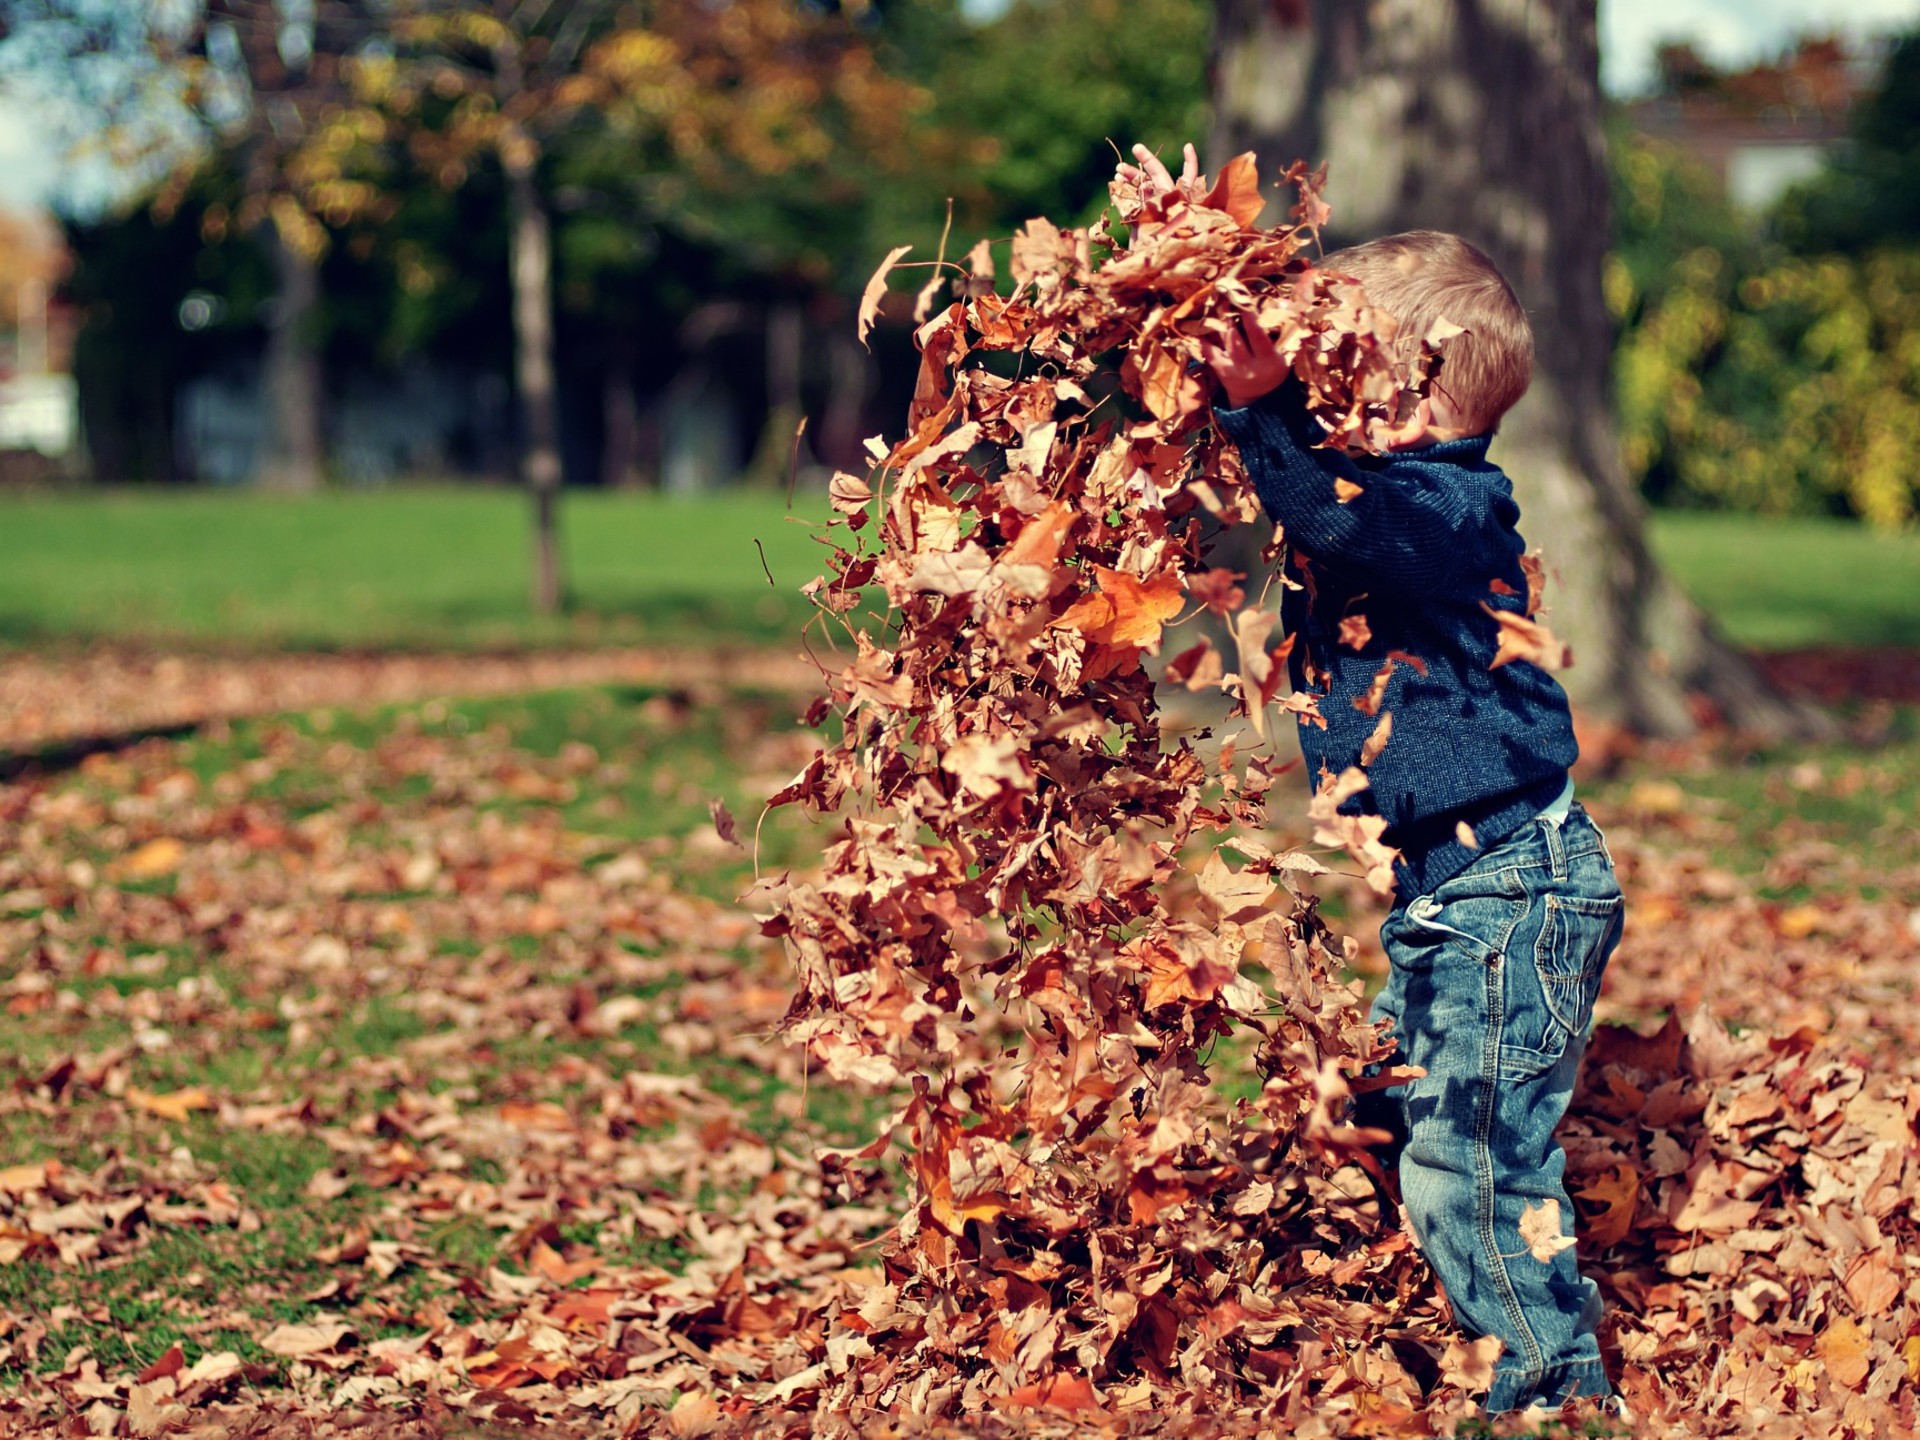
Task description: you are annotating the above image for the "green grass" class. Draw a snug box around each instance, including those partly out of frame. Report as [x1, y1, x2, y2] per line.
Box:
[1647, 511, 1920, 650]
[0, 489, 1911, 653]
[0, 487, 839, 651]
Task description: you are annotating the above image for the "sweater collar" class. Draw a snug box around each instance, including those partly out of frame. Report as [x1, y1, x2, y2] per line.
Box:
[1417, 432, 1495, 463]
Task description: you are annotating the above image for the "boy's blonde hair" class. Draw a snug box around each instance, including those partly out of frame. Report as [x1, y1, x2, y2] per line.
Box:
[1320, 230, 1533, 435]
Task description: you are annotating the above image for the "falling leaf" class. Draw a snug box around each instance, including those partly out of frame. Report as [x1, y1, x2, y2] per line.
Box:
[1201, 151, 1266, 226]
[912, 271, 946, 324]
[1187, 567, 1246, 616]
[1359, 712, 1392, 767]
[998, 501, 1074, 571]
[965, 236, 995, 282]
[1517, 1198, 1576, 1262]
[1353, 658, 1396, 716]
[1481, 603, 1572, 670]
[709, 799, 741, 848]
[1053, 567, 1184, 655]
[828, 471, 872, 519]
[1520, 550, 1548, 616]
[857, 245, 912, 349]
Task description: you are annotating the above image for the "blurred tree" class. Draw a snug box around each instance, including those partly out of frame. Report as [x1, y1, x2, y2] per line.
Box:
[1209, 0, 1818, 738]
[0, 0, 383, 489]
[310, 0, 915, 612]
[1775, 29, 1920, 256]
[60, 160, 271, 483]
[1609, 131, 1920, 530]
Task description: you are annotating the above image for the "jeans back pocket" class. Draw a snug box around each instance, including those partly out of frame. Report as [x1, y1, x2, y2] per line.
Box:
[1500, 891, 1622, 1079]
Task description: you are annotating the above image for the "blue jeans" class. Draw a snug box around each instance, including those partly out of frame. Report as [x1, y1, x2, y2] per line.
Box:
[1367, 802, 1623, 1412]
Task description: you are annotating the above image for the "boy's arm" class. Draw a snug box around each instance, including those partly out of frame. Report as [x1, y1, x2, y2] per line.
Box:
[1214, 382, 1496, 590]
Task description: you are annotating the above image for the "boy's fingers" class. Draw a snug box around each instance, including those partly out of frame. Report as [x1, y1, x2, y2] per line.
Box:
[1132, 142, 1175, 193]
[1181, 142, 1200, 184]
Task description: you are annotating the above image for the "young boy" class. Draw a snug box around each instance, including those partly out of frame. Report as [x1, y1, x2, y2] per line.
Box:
[1124, 152, 1624, 1416]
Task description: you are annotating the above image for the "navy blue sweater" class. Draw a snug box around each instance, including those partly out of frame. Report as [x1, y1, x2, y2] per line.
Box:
[1214, 382, 1578, 897]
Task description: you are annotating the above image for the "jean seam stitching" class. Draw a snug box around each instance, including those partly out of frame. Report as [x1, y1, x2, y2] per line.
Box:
[1477, 910, 1547, 1389]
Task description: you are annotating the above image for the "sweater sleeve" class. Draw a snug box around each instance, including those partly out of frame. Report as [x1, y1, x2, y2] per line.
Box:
[1213, 381, 1499, 591]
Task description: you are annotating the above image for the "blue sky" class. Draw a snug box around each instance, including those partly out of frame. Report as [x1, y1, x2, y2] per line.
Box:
[4, 0, 1917, 215]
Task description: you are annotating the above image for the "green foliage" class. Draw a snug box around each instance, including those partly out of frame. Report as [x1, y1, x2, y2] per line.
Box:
[1608, 131, 1920, 528]
[893, 0, 1212, 241]
[1774, 31, 1920, 255]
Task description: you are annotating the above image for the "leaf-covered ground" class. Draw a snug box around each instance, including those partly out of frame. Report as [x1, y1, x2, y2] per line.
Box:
[1, 666, 1917, 1436]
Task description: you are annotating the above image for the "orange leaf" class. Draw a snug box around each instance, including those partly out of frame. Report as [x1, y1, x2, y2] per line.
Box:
[1202, 151, 1265, 227]
[529, 1241, 598, 1286]
[499, 1101, 574, 1133]
[0, 1160, 59, 1195]
[127, 1086, 214, 1123]
[1053, 568, 1183, 653]
[1573, 1162, 1639, 1248]
[1005, 1373, 1099, 1412]
[1817, 1316, 1872, 1391]
[136, 1342, 186, 1385]
[1096, 567, 1184, 650]
[1000, 500, 1075, 571]
[1481, 603, 1571, 670]
[118, 837, 184, 879]
[547, 1288, 622, 1332]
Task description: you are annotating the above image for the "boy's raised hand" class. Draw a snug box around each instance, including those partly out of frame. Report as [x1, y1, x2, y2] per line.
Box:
[1203, 310, 1291, 409]
[1114, 141, 1207, 209]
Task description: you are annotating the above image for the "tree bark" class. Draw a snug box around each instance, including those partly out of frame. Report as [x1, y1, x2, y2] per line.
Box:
[601, 359, 648, 489]
[745, 299, 807, 487]
[257, 224, 325, 492]
[1210, 0, 1826, 738]
[504, 140, 565, 615]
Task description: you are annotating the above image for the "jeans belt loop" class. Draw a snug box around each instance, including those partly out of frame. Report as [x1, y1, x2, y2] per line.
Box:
[1543, 809, 1568, 880]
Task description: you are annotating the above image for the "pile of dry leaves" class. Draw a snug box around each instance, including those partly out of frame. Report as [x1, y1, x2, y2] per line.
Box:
[754, 155, 1447, 1418]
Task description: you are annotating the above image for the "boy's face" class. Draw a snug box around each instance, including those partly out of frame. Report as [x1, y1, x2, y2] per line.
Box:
[1384, 384, 1475, 452]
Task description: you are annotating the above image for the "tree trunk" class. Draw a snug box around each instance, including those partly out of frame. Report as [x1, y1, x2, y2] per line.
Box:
[817, 320, 874, 472]
[258, 224, 325, 492]
[745, 299, 807, 487]
[601, 359, 648, 489]
[505, 142, 565, 615]
[1210, 0, 1826, 738]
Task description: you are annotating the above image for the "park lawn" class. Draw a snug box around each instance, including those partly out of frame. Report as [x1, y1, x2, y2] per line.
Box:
[1645, 510, 1920, 650]
[3, 677, 1916, 1407]
[0, 487, 838, 652]
[2, 487, 1915, 653]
